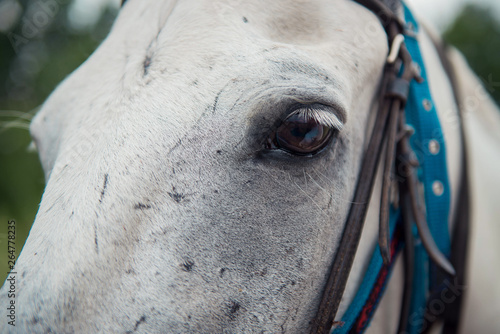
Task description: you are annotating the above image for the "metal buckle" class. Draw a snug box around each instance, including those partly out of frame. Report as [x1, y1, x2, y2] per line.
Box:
[387, 34, 405, 64]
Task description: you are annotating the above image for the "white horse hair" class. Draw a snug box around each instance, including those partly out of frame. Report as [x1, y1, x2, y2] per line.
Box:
[1, 0, 500, 332]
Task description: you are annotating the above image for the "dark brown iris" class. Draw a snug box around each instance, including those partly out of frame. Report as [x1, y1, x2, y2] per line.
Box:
[273, 114, 333, 155]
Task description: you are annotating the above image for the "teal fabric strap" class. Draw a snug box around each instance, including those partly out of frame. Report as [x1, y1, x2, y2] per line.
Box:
[403, 4, 451, 258]
[403, 3, 452, 333]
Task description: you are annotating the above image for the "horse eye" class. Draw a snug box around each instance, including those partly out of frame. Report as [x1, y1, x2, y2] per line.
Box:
[267, 113, 334, 155]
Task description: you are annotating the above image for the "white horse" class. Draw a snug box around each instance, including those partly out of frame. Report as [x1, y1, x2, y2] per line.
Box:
[1, 0, 500, 332]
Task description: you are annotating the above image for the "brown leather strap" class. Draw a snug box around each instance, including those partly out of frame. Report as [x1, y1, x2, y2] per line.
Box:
[311, 2, 459, 332]
[310, 69, 399, 333]
[309, 3, 407, 330]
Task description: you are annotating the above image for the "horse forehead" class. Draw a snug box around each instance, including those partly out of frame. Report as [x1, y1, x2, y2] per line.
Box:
[119, 0, 348, 38]
[116, 0, 384, 48]
[40, 0, 386, 118]
[31, 0, 387, 173]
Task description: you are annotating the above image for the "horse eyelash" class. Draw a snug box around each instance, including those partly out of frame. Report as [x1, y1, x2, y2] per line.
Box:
[288, 107, 344, 131]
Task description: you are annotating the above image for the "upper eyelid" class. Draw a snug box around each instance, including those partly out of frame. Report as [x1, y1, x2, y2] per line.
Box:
[281, 93, 347, 123]
[287, 106, 344, 131]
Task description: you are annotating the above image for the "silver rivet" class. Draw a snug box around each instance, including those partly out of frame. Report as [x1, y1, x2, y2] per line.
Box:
[428, 139, 440, 155]
[407, 22, 415, 32]
[432, 181, 444, 196]
[404, 124, 415, 137]
[423, 99, 432, 111]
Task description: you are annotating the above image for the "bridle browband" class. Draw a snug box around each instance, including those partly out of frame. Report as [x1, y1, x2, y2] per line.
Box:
[310, 1, 469, 333]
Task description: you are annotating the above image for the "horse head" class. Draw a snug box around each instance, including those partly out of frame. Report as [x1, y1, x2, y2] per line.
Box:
[5, 0, 491, 332]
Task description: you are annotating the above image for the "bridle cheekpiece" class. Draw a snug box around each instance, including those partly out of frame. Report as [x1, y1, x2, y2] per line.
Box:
[310, 1, 469, 333]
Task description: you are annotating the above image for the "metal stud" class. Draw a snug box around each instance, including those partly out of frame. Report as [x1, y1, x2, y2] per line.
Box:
[428, 139, 440, 155]
[432, 181, 444, 196]
[423, 99, 432, 111]
[412, 62, 421, 76]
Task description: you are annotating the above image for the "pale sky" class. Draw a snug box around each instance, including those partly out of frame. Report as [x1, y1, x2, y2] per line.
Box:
[69, 0, 500, 32]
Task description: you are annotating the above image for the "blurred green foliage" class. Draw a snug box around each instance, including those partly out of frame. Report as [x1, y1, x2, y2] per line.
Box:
[0, 1, 499, 285]
[443, 4, 500, 105]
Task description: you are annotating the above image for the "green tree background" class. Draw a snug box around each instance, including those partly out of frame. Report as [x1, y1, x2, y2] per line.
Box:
[0, 1, 499, 282]
[443, 4, 500, 105]
[0, 0, 117, 281]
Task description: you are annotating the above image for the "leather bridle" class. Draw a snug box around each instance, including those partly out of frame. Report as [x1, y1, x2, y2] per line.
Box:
[310, 1, 469, 333]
